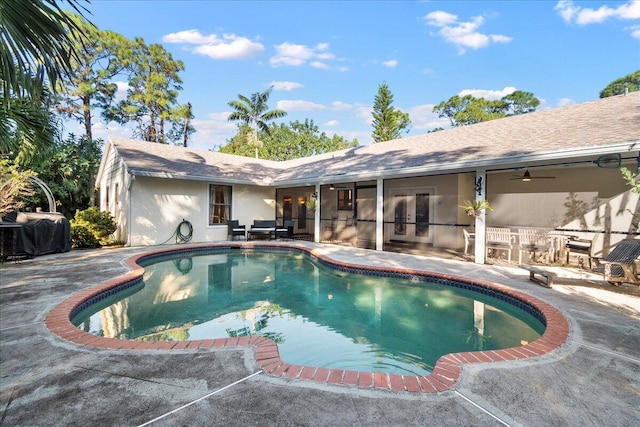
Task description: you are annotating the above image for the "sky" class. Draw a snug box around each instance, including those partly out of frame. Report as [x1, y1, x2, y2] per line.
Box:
[68, 0, 640, 152]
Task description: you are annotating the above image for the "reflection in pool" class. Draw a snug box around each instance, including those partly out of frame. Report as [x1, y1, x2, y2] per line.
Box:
[72, 250, 545, 376]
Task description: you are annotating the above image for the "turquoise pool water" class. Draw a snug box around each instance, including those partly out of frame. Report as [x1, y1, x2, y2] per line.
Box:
[72, 249, 544, 376]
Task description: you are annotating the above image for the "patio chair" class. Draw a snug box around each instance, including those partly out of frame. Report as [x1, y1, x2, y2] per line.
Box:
[463, 229, 475, 255]
[227, 220, 246, 240]
[565, 235, 595, 270]
[486, 227, 515, 263]
[599, 239, 640, 287]
[275, 220, 295, 240]
[518, 228, 551, 264]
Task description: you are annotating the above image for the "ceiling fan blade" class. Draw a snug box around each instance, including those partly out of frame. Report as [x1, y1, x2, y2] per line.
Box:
[509, 175, 556, 180]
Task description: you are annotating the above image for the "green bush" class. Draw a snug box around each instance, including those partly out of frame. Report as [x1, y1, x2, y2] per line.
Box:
[70, 224, 100, 248]
[70, 207, 117, 247]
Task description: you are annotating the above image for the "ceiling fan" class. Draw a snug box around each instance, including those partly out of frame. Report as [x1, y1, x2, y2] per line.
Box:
[510, 169, 555, 181]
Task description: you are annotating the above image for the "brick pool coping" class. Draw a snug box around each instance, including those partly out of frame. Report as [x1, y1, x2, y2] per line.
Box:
[45, 242, 570, 394]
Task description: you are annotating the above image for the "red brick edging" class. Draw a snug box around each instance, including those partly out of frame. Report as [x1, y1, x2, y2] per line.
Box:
[45, 243, 570, 394]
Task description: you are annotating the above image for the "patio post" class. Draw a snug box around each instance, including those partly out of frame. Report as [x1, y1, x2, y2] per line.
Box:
[474, 170, 487, 264]
[314, 183, 321, 243]
[376, 178, 384, 251]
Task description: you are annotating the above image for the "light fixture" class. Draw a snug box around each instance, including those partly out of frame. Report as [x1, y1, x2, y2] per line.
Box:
[329, 184, 335, 190]
[522, 170, 531, 182]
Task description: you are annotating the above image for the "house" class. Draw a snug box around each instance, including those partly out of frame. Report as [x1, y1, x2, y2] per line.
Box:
[96, 92, 640, 264]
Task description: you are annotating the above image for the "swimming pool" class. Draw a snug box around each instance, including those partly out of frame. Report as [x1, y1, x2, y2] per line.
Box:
[70, 246, 545, 376]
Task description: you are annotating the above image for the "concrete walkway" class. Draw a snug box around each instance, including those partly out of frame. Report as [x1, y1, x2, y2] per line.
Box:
[1, 243, 638, 426]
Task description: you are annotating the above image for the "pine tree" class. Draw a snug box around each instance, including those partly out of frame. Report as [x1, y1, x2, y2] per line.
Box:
[371, 82, 411, 142]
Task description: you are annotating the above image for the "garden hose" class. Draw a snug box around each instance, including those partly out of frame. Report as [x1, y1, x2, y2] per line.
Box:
[175, 219, 193, 244]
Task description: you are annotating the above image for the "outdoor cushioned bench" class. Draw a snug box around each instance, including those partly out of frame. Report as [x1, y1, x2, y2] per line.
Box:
[248, 220, 276, 240]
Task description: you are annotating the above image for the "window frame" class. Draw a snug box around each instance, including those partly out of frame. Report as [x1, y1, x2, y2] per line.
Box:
[337, 189, 353, 211]
[209, 184, 232, 225]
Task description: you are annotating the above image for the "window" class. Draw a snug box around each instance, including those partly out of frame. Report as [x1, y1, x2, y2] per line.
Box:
[209, 184, 232, 225]
[337, 189, 353, 210]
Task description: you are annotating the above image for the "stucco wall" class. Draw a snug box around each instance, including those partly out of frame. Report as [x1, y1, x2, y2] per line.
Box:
[127, 178, 275, 246]
[487, 163, 639, 257]
[98, 146, 130, 243]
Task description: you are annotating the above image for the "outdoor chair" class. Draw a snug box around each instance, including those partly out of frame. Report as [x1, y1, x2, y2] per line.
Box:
[463, 229, 475, 255]
[486, 227, 515, 263]
[599, 239, 640, 287]
[565, 235, 595, 270]
[227, 220, 246, 240]
[518, 228, 552, 264]
[275, 220, 295, 240]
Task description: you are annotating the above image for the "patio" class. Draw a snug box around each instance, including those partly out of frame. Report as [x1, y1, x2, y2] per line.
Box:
[0, 243, 638, 426]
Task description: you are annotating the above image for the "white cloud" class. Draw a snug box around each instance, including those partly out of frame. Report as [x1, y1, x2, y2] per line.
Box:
[325, 120, 340, 127]
[459, 86, 517, 100]
[270, 81, 303, 91]
[276, 100, 326, 111]
[310, 61, 330, 69]
[187, 111, 238, 151]
[382, 59, 398, 68]
[629, 24, 640, 38]
[555, 0, 640, 25]
[556, 98, 575, 107]
[331, 101, 353, 110]
[114, 81, 129, 100]
[354, 105, 374, 125]
[406, 104, 450, 130]
[163, 29, 264, 60]
[425, 11, 512, 53]
[270, 42, 338, 68]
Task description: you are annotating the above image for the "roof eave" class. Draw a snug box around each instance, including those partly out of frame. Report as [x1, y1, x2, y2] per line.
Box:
[127, 169, 274, 186]
[272, 141, 640, 186]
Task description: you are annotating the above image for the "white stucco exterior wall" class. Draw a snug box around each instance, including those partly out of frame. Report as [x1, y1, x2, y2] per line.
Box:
[127, 177, 275, 246]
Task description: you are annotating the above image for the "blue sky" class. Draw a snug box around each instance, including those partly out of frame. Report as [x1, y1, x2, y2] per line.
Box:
[72, 0, 640, 152]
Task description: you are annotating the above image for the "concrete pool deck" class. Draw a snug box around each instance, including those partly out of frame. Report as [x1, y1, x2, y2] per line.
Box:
[1, 242, 639, 426]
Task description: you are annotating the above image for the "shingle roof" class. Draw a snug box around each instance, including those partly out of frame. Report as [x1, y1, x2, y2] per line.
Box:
[109, 92, 640, 186]
[108, 136, 281, 185]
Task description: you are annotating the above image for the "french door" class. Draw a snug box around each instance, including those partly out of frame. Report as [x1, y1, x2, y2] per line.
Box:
[390, 188, 433, 243]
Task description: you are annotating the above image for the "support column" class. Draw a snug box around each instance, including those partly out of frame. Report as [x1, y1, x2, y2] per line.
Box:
[474, 170, 487, 264]
[314, 183, 321, 243]
[376, 178, 384, 251]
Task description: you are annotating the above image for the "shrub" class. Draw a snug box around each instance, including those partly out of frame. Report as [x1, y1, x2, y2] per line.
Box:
[70, 224, 100, 248]
[70, 207, 116, 247]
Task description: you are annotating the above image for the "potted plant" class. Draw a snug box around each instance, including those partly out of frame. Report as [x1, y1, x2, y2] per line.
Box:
[306, 199, 317, 211]
[459, 199, 493, 217]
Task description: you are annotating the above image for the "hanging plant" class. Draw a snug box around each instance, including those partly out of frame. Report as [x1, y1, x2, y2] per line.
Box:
[459, 199, 493, 217]
[306, 199, 317, 211]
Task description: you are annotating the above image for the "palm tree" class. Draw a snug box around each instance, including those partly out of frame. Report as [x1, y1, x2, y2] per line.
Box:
[0, 0, 90, 165]
[0, 0, 88, 103]
[227, 86, 287, 158]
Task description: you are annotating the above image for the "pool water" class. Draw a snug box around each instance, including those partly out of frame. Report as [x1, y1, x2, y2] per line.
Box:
[72, 250, 544, 376]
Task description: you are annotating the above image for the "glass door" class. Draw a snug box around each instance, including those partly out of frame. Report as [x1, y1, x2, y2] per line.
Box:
[390, 188, 433, 243]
